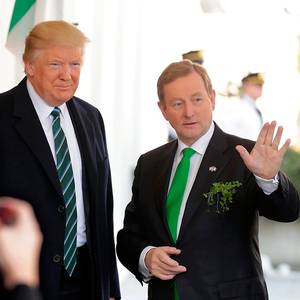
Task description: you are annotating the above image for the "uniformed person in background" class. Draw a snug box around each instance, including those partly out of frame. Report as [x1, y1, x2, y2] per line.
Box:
[215, 72, 265, 141]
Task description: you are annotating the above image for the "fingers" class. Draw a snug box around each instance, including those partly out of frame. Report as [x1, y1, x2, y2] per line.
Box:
[0, 197, 32, 215]
[145, 246, 187, 280]
[0, 197, 35, 226]
[146, 246, 182, 269]
[257, 121, 289, 151]
[257, 121, 277, 145]
[159, 246, 181, 265]
[256, 122, 269, 145]
[279, 138, 291, 156]
[0, 198, 42, 289]
[0, 197, 23, 226]
[272, 125, 283, 149]
[0, 197, 41, 240]
[235, 145, 250, 165]
[264, 121, 276, 146]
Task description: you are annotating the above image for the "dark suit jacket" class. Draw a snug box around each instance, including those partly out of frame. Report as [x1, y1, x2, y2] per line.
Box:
[0, 78, 120, 300]
[117, 124, 299, 300]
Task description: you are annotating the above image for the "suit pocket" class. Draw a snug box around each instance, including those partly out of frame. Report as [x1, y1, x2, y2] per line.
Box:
[218, 277, 265, 299]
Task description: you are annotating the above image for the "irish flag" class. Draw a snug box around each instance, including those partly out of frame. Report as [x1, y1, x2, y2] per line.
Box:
[6, 0, 37, 59]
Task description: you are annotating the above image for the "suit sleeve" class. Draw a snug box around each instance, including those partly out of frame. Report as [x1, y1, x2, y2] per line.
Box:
[234, 137, 299, 222]
[97, 112, 121, 298]
[117, 156, 150, 282]
[107, 168, 122, 298]
[107, 171, 120, 299]
[254, 171, 300, 221]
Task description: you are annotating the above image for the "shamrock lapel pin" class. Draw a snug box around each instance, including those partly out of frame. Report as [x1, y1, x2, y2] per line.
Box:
[209, 166, 217, 172]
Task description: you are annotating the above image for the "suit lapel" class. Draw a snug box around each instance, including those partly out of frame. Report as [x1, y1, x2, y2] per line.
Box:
[153, 141, 177, 242]
[177, 125, 233, 242]
[67, 99, 97, 172]
[66, 99, 99, 227]
[13, 78, 62, 197]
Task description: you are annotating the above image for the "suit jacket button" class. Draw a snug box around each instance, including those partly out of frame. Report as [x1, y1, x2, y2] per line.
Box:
[58, 205, 65, 213]
[53, 254, 61, 263]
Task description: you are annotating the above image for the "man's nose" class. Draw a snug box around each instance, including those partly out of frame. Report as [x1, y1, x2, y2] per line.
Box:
[60, 64, 72, 80]
[184, 102, 195, 117]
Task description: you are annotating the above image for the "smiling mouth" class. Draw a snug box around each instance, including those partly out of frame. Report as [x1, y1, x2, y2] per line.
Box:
[183, 122, 197, 126]
[57, 86, 72, 90]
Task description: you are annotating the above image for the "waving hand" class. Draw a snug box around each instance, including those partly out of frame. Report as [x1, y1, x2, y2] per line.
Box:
[235, 121, 290, 179]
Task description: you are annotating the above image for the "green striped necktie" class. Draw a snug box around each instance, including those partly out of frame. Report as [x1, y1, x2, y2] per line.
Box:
[166, 147, 196, 300]
[51, 107, 77, 276]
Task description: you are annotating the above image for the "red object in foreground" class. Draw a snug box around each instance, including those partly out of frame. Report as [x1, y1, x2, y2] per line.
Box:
[0, 207, 15, 225]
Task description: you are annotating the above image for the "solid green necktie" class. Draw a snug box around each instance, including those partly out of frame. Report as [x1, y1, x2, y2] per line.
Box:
[166, 147, 196, 300]
[166, 147, 196, 242]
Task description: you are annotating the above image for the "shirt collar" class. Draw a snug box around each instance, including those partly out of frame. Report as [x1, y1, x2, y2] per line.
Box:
[241, 94, 256, 108]
[177, 121, 215, 156]
[27, 79, 68, 121]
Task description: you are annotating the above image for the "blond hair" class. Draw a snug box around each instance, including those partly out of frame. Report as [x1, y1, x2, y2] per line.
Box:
[157, 60, 213, 102]
[23, 20, 89, 62]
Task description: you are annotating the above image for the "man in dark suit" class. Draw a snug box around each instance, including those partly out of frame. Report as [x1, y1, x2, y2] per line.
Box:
[0, 21, 120, 300]
[117, 60, 299, 300]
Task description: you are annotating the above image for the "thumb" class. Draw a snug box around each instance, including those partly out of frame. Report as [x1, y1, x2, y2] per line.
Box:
[235, 145, 251, 165]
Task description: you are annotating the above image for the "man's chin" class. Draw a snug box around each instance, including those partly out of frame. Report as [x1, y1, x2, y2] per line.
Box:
[177, 134, 201, 145]
[56, 92, 74, 102]
[45, 95, 73, 106]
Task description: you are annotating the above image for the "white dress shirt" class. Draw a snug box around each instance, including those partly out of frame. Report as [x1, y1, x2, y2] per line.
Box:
[27, 79, 86, 246]
[138, 121, 278, 279]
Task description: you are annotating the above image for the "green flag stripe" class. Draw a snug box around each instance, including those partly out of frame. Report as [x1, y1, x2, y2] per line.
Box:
[9, 0, 36, 32]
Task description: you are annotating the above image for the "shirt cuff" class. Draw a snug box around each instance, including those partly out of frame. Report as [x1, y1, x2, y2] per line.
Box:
[138, 246, 155, 281]
[254, 173, 279, 195]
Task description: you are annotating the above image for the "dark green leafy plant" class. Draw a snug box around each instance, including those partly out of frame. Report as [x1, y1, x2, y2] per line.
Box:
[281, 148, 300, 193]
[204, 181, 242, 214]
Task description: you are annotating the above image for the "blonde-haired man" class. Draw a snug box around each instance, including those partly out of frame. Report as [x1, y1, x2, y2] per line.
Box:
[117, 60, 299, 300]
[0, 21, 120, 300]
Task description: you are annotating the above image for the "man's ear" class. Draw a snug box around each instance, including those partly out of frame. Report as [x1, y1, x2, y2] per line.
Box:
[24, 60, 34, 77]
[210, 89, 216, 111]
[157, 101, 169, 121]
